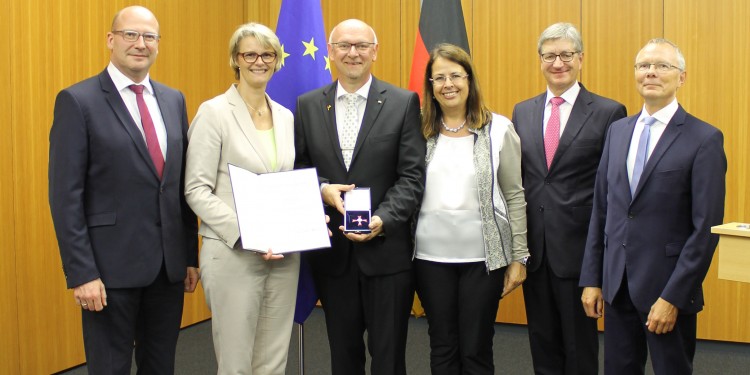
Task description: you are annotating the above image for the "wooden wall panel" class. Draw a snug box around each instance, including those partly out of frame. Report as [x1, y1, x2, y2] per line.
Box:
[12, 0, 100, 370]
[400, 0, 421, 89]
[148, 0, 243, 327]
[246, 0, 281, 29]
[582, 0, 663, 115]
[473, 0, 580, 119]
[664, 0, 750, 343]
[0, 0, 19, 372]
[581, 0, 663, 331]
[473, 0, 581, 325]
[151, 0, 244, 119]
[9, 1, 236, 373]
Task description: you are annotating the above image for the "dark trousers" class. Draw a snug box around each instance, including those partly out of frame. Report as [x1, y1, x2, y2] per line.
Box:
[313, 258, 414, 375]
[81, 266, 185, 375]
[523, 253, 599, 375]
[604, 274, 696, 375]
[415, 259, 505, 375]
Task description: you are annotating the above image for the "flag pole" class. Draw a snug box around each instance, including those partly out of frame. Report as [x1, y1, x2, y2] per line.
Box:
[297, 322, 305, 375]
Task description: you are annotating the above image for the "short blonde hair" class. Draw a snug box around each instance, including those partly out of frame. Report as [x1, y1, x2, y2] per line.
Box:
[228, 23, 283, 79]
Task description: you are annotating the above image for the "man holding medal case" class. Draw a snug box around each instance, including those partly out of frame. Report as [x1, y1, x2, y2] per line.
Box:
[293, 19, 426, 375]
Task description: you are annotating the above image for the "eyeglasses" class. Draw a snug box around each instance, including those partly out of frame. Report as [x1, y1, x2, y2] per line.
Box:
[429, 73, 469, 86]
[330, 42, 376, 52]
[634, 62, 682, 72]
[112, 30, 160, 44]
[540, 51, 579, 63]
[239, 52, 277, 64]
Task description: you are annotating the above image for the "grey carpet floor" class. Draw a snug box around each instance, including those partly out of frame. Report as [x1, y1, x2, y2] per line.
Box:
[59, 308, 750, 374]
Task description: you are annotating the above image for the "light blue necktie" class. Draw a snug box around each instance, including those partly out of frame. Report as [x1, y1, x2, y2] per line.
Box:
[630, 116, 657, 195]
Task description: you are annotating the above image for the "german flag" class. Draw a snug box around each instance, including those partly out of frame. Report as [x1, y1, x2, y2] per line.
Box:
[408, 0, 470, 104]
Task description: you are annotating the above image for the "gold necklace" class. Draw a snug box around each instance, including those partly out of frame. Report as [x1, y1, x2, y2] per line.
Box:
[243, 98, 267, 117]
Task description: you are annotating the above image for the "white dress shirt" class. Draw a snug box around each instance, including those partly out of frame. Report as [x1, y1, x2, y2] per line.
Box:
[627, 98, 679, 182]
[543, 82, 581, 137]
[107, 62, 167, 159]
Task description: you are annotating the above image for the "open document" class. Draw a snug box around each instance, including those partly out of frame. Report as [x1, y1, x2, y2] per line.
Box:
[228, 164, 330, 253]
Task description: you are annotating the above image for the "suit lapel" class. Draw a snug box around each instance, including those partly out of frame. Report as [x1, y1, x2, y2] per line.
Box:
[351, 78, 386, 166]
[152, 80, 179, 182]
[227, 85, 273, 172]
[615, 115, 640, 201]
[268, 96, 291, 171]
[553, 86, 593, 169]
[632, 106, 685, 199]
[318, 83, 345, 169]
[531, 94, 548, 173]
[99, 71, 160, 180]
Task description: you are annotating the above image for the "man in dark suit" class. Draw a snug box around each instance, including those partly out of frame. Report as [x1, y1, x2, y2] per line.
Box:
[580, 39, 726, 374]
[48, 6, 198, 374]
[512, 23, 626, 375]
[294, 19, 425, 375]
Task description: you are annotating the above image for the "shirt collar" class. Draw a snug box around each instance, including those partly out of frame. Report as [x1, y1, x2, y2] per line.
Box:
[336, 75, 372, 101]
[545, 82, 580, 106]
[638, 98, 679, 125]
[107, 62, 154, 95]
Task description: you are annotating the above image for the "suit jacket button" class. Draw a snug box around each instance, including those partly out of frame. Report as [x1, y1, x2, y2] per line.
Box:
[160, 187, 164, 193]
[628, 213, 634, 219]
[539, 205, 544, 212]
[156, 221, 161, 227]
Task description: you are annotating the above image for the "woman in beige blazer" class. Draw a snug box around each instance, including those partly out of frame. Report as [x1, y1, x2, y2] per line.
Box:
[185, 23, 298, 375]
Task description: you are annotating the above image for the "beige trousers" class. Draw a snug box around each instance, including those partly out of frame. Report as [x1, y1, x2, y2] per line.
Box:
[200, 238, 300, 375]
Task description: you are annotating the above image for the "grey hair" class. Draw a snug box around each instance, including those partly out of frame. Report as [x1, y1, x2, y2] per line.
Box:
[640, 38, 686, 71]
[537, 22, 583, 54]
[228, 23, 283, 79]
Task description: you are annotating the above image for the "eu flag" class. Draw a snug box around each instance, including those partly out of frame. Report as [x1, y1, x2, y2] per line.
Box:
[267, 0, 332, 114]
[267, 0, 331, 324]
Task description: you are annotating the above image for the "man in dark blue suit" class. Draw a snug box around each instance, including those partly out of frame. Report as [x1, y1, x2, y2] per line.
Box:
[513, 23, 626, 375]
[49, 6, 198, 374]
[580, 39, 726, 374]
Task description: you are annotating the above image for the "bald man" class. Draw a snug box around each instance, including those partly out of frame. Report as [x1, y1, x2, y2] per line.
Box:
[49, 6, 198, 373]
[294, 19, 425, 375]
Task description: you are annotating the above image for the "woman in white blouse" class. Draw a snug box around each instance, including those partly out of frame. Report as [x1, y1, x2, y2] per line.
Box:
[414, 43, 530, 374]
[184, 23, 298, 374]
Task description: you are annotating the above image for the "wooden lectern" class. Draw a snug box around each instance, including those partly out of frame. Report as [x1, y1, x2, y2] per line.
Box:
[711, 222, 750, 283]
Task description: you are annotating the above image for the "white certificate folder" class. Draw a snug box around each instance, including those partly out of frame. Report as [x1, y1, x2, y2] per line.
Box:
[228, 164, 330, 253]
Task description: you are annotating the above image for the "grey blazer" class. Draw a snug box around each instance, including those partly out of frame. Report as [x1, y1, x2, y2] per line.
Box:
[185, 85, 295, 248]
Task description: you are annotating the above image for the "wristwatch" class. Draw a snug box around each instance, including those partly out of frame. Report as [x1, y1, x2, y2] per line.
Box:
[519, 256, 530, 267]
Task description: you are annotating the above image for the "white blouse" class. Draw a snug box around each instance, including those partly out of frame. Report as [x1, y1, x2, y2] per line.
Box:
[415, 134, 485, 262]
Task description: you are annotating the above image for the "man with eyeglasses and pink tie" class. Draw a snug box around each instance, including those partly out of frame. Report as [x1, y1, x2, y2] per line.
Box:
[49, 6, 198, 374]
[512, 22, 626, 375]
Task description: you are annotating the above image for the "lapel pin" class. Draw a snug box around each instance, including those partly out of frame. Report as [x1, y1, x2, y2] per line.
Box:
[327, 105, 332, 111]
[377, 100, 382, 104]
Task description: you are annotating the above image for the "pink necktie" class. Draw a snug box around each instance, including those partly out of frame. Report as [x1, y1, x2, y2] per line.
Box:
[129, 84, 164, 179]
[544, 97, 565, 169]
